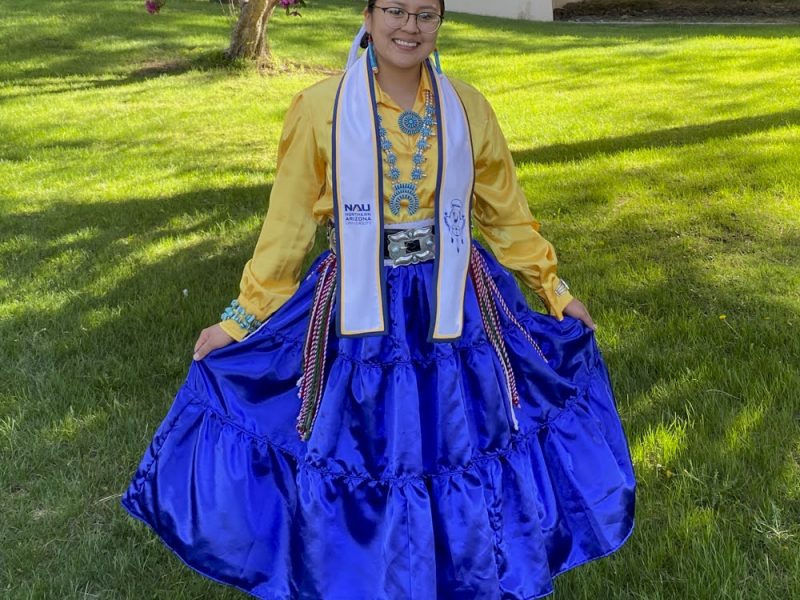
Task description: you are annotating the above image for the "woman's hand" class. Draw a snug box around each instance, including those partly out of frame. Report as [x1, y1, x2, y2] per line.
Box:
[193, 324, 235, 361]
[563, 298, 597, 331]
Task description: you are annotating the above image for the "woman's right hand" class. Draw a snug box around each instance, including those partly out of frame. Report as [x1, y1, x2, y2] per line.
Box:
[193, 323, 235, 361]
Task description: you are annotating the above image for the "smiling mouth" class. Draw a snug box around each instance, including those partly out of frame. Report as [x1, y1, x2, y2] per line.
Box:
[393, 39, 420, 49]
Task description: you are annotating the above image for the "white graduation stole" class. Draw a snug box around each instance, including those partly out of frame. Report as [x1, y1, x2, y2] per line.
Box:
[331, 51, 474, 340]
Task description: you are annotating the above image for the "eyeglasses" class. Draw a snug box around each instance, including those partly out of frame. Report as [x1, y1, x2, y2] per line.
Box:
[374, 5, 444, 33]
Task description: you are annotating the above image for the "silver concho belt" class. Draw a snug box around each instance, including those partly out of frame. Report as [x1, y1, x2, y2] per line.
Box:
[385, 226, 435, 265]
[328, 221, 436, 266]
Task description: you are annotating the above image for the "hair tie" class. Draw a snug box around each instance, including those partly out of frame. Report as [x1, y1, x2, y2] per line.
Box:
[347, 24, 368, 69]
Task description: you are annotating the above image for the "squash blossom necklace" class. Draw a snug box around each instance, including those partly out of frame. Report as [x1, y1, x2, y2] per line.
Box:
[378, 90, 436, 216]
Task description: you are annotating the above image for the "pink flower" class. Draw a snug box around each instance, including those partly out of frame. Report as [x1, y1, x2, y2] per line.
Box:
[280, 0, 305, 15]
[145, 0, 165, 14]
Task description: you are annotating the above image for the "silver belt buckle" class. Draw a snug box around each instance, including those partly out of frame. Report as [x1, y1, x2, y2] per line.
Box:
[387, 226, 435, 266]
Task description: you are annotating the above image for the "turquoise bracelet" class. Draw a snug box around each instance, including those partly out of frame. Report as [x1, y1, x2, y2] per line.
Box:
[220, 300, 263, 333]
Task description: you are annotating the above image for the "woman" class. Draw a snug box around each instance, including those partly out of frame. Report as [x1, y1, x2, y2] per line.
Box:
[122, 1, 636, 598]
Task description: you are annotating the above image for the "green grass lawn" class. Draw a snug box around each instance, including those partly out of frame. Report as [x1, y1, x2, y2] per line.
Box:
[1, 1, 799, 598]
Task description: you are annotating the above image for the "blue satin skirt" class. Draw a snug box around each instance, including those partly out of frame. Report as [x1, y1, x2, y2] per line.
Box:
[122, 244, 635, 599]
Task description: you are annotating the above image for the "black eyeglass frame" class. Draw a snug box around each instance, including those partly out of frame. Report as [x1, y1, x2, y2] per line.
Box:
[373, 5, 445, 33]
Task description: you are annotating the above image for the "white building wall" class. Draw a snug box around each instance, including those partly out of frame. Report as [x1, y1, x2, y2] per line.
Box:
[446, 0, 554, 22]
[446, 0, 586, 21]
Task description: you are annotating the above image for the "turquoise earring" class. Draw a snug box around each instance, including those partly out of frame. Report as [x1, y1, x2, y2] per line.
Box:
[433, 48, 442, 74]
[367, 35, 379, 75]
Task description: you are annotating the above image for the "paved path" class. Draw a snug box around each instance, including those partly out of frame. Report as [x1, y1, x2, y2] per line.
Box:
[562, 18, 800, 25]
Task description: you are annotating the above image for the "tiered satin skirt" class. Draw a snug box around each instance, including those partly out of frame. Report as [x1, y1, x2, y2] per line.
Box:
[121, 243, 635, 600]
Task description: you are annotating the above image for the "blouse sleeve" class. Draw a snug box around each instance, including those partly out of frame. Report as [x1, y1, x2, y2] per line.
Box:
[219, 91, 325, 341]
[471, 101, 574, 319]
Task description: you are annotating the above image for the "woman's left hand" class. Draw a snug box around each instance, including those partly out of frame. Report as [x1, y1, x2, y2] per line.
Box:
[563, 298, 597, 331]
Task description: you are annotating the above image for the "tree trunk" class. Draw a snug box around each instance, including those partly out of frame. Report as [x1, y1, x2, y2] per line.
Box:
[226, 0, 281, 62]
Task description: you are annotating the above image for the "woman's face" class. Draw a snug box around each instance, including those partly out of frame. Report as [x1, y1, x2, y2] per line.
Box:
[364, 1, 442, 75]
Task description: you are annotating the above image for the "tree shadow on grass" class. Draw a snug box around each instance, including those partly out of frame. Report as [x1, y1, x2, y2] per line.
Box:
[3, 0, 798, 98]
[0, 0, 232, 81]
[2, 4, 799, 595]
[2, 167, 799, 598]
[508, 127, 800, 597]
[511, 109, 800, 166]
[0, 0, 350, 89]
[3, 186, 798, 598]
[482, 93, 800, 597]
[550, 206, 800, 598]
[0, 184, 289, 597]
[0, 181, 329, 419]
[0, 182, 325, 600]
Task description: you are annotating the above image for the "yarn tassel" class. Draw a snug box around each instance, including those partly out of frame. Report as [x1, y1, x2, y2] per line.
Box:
[472, 248, 549, 364]
[472, 248, 547, 363]
[296, 254, 338, 441]
[469, 247, 521, 430]
[469, 246, 552, 431]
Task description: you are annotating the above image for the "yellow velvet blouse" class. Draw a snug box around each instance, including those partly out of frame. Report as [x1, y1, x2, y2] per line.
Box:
[219, 67, 573, 341]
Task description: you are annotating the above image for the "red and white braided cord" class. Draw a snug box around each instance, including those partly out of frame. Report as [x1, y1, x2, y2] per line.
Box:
[304, 261, 337, 434]
[472, 249, 548, 363]
[296, 255, 336, 437]
[470, 248, 520, 408]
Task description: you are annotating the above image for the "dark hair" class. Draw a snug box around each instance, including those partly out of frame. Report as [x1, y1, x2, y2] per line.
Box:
[360, 1, 445, 48]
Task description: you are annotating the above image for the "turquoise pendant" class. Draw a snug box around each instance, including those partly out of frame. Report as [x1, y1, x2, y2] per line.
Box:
[390, 182, 419, 216]
[398, 111, 423, 136]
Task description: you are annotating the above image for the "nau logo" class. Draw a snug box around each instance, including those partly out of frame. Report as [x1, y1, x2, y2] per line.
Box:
[343, 202, 372, 225]
[344, 203, 370, 212]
